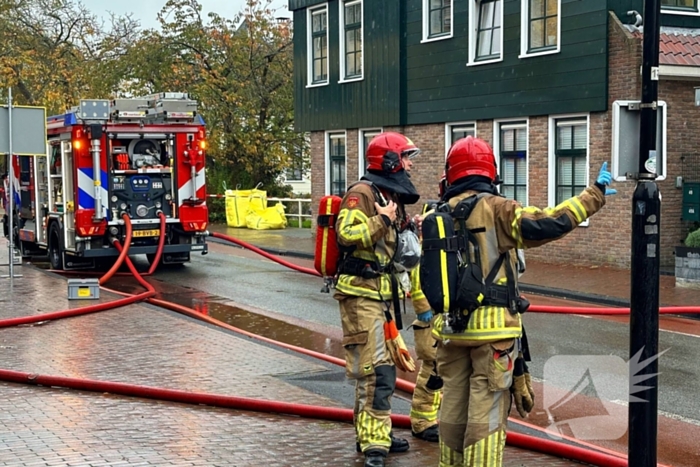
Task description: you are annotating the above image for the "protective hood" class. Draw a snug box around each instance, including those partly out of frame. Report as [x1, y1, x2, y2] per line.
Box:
[362, 170, 420, 205]
[441, 175, 501, 203]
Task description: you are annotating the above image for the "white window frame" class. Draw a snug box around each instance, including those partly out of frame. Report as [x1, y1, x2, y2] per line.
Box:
[548, 113, 590, 226]
[444, 122, 477, 157]
[519, 0, 561, 59]
[422, 0, 454, 43]
[339, 0, 364, 83]
[611, 100, 668, 182]
[493, 118, 529, 206]
[468, 0, 504, 67]
[358, 128, 382, 178]
[306, 4, 330, 88]
[325, 130, 348, 195]
[661, 0, 700, 16]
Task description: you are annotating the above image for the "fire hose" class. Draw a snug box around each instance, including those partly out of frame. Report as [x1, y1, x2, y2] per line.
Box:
[209, 231, 700, 316]
[0, 226, 677, 466]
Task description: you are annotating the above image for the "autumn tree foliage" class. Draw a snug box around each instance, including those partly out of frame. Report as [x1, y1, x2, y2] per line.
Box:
[0, 0, 305, 195]
[0, 0, 140, 114]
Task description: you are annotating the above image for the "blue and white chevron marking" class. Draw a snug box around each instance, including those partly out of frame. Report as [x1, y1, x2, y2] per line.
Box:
[77, 168, 109, 220]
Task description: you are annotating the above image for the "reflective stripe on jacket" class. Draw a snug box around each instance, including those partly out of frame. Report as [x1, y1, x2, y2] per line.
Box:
[333, 182, 430, 313]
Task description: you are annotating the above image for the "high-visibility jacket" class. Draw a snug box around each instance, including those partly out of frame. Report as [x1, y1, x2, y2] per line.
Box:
[432, 186, 606, 345]
[332, 182, 430, 314]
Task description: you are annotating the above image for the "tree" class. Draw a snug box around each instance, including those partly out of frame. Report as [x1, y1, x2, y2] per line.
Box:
[140, 0, 306, 194]
[0, 0, 140, 113]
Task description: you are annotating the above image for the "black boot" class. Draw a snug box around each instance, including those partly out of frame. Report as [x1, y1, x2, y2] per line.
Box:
[389, 433, 410, 452]
[412, 424, 439, 442]
[364, 450, 386, 467]
[356, 434, 410, 453]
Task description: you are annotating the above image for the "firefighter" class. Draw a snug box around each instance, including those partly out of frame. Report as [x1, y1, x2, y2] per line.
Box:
[432, 136, 613, 467]
[409, 295, 441, 443]
[408, 170, 442, 444]
[334, 131, 431, 467]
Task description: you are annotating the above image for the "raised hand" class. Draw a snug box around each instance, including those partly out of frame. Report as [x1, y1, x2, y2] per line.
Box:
[596, 161, 617, 196]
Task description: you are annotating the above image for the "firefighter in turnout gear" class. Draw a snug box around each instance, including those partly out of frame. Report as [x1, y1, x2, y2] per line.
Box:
[333, 132, 431, 467]
[429, 136, 612, 467]
[409, 303, 442, 443]
[408, 172, 443, 444]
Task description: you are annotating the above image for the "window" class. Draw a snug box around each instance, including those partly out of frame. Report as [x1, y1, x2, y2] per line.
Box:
[662, 0, 698, 11]
[423, 0, 453, 42]
[553, 118, 587, 205]
[497, 122, 527, 203]
[327, 133, 347, 196]
[448, 123, 476, 146]
[359, 128, 381, 176]
[468, 0, 503, 65]
[286, 150, 305, 182]
[521, 0, 560, 57]
[307, 5, 328, 86]
[340, 0, 363, 81]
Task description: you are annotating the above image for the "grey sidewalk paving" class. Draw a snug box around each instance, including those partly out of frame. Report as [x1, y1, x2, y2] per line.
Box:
[0, 242, 584, 466]
[208, 223, 700, 308]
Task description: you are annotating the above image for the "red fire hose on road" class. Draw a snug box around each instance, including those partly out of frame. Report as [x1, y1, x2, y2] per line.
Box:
[210, 231, 321, 277]
[0, 227, 667, 466]
[529, 303, 700, 315]
[0, 214, 156, 329]
[0, 366, 628, 467]
[210, 231, 700, 317]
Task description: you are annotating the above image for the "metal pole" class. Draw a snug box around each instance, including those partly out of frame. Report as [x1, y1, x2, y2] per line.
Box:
[629, 1, 661, 466]
[7, 88, 15, 278]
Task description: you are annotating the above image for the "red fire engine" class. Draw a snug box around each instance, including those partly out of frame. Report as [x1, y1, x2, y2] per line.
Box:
[9, 92, 209, 270]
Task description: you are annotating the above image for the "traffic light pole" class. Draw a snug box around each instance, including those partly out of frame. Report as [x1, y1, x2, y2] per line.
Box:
[629, 1, 661, 465]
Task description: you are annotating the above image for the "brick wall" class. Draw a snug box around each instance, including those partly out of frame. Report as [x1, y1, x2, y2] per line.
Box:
[308, 12, 699, 268]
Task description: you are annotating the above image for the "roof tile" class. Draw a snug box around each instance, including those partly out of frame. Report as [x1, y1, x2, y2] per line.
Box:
[658, 32, 700, 67]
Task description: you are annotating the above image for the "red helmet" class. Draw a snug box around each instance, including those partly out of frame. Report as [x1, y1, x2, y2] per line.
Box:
[366, 132, 420, 174]
[445, 136, 497, 185]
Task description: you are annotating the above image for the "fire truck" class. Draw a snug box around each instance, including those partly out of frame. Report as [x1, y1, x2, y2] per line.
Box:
[8, 92, 209, 270]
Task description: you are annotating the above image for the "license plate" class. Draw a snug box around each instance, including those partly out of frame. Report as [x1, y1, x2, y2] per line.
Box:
[133, 229, 160, 238]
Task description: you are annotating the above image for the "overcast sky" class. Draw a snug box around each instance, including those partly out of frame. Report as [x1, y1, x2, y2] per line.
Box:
[82, 0, 291, 30]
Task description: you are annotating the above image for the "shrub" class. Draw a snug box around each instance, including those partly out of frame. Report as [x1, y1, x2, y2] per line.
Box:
[684, 229, 700, 248]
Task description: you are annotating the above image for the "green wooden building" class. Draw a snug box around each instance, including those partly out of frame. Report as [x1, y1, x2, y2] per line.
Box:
[290, 0, 700, 269]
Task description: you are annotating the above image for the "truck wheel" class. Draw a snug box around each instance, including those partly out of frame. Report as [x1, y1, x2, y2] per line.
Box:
[48, 224, 64, 270]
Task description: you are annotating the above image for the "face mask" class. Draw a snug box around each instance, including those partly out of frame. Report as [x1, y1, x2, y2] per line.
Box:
[394, 228, 421, 272]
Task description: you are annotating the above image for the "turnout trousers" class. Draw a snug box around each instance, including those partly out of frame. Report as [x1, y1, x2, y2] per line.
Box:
[436, 339, 516, 467]
[410, 318, 441, 433]
[338, 295, 396, 455]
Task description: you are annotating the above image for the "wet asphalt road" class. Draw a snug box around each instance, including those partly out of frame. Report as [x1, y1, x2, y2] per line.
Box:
[147, 240, 700, 465]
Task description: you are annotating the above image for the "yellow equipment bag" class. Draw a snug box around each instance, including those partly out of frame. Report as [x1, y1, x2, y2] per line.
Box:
[248, 184, 267, 212]
[225, 183, 267, 228]
[246, 202, 287, 230]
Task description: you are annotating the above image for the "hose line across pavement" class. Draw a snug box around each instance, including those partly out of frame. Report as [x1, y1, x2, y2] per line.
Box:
[1, 228, 681, 466]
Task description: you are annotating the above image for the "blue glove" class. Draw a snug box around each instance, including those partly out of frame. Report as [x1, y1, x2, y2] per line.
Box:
[596, 161, 617, 196]
[416, 310, 433, 322]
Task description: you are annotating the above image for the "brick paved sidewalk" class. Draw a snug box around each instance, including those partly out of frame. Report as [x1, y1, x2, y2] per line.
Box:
[0, 245, 586, 466]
